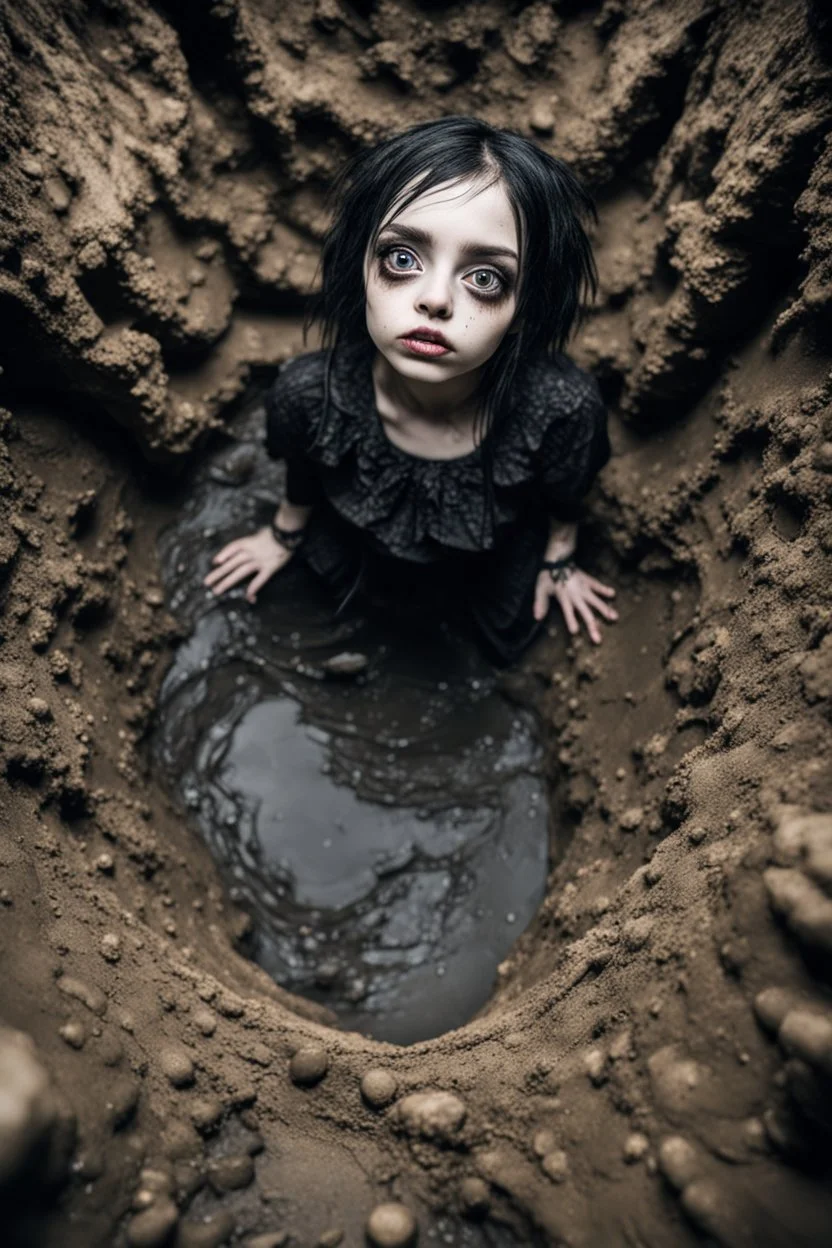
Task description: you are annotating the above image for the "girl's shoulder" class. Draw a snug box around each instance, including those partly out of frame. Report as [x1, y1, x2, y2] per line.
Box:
[514, 352, 603, 428]
[271, 348, 330, 401]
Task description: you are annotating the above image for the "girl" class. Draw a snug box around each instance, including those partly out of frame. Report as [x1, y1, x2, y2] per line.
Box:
[204, 116, 617, 664]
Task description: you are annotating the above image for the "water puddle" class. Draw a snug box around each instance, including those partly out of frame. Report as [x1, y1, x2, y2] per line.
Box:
[153, 394, 550, 1044]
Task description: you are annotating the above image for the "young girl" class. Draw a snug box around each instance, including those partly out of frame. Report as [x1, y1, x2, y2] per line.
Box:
[204, 116, 617, 664]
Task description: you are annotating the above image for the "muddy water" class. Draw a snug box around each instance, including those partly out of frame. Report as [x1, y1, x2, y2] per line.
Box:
[153, 395, 550, 1044]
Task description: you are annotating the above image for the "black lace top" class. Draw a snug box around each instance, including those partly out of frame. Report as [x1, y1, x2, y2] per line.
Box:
[265, 341, 609, 567]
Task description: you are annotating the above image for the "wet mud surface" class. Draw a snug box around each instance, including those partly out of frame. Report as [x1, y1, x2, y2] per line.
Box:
[154, 404, 549, 1044]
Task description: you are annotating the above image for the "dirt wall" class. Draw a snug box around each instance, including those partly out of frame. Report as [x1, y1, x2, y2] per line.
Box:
[1, 2, 831, 1246]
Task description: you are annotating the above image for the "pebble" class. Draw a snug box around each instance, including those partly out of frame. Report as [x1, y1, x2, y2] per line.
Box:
[100, 933, 121, 963]
[318, 1230, 344, 1247]
[27, 696, 51, 719]
[622, 916, 654, 951]
[177, 1211, 236, 1248]
[59, 1019, 86, 1049]
[289, 1044, 329, 1086]
[193, 1007, 217, 1036]
[529, 99, 556, 134]
[366, 1202, 418, 1248]
[159, 1046, 195, 1088]
[584, 1048, 608, 1085]
[540, 1149, 569, 1183]
[360, 1068, 398, 1109]
[619, 806, 644, 832]
[688, 826, 707, 845]
[125, 1198, 179, 1247]
[458, 1175, 490, 1216]
[106, 1075, 140, 1128]
[244, 1234, 288, 1248]
[57, 974, 107, 1016]
[190, 1096, 223, 1134]
[395, 1090, 466, 1143]
[532, 1128, 557, 1157]
[207, 1153, 255, 1193]
[95, 853, 115, 874]
[753, 986, 797, 1033]
[623, 1132, 650, 1163]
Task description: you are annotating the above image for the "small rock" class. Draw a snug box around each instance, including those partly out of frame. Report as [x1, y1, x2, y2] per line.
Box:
[619, 806, 644, 832]
[59, 1020, 86, 1049]
[190, 1096, 223, 1134]
[57, 975, 107, 1016]
[289, 1045, 329, 1086]
[458, 1175, 490, 1217]
[813, 442, 832, 472]
[106, 1076, 140, 1129]
[95, 853, 115, 874]
[244, 1234, 288, 1248]
[623, 1132, 650, 1163]
[20, 153, 45, 178]
[360, 1068, 398, 1109]
[125, 1198, 178, 1247]
[395, 1090, 466, 1143]
[207, 1152, 255, 1193]
[193, 1008, 217, 1037]
[177, 1211, 236, 1247]
[584, 1048, 607, 1085]
[540, 1149, 569, 1183]
[622, 916, 654, 951]
[321, 651, 369, 677]
[318, 1230, 344, 1247]
[27, 697, 52, 720]
[529, 99, 556, 134]
[159, 1046, 195, 1088]
[366, 1202, 418, 1248]
[44, 176, 72, 213]
[100, 933, 121, 963]
[532, 1128, 557, 1157]
[688, 826, 707, 845]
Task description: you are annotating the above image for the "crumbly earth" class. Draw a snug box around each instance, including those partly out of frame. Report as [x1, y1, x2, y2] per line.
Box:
[1, 1, 831, 1245]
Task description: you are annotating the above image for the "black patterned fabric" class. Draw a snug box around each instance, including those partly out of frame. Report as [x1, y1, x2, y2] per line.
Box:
[264, 340, 609, 664]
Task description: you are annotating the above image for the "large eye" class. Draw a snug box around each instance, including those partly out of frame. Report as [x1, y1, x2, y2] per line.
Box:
[386, 248, 418, 272]
[464, 268, 504, 295]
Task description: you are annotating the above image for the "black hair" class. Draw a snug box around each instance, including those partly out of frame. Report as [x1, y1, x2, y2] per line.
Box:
[304, 116, 597, 529]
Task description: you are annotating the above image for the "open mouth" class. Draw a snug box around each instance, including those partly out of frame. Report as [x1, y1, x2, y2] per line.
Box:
[399, 328, 453, 357]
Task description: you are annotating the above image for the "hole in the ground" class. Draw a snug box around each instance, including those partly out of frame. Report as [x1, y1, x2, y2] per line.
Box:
[151, 393, 555, 1045]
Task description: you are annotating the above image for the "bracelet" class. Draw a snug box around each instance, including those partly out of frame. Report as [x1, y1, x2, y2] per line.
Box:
[542, 555, 576, 584]
[270, 520, 306, 551]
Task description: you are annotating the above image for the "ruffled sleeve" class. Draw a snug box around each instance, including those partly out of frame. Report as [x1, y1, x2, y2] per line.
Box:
[264, 353, 326, 506]
[539, 372, 610, 523]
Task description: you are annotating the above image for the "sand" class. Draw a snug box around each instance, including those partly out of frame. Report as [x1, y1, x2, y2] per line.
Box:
[1, 0, 831, 1244]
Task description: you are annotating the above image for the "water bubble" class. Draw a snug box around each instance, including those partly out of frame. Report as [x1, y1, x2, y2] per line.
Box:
[436, 963, 446, 976]
[506, 912, 516, 923]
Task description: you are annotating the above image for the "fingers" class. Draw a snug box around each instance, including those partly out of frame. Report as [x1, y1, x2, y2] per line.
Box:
[207, 560, 258, 597]
[204, 549, 255, 588]
[575, 597, 602, 645]
[210, 539, 248, 566]
[245, 566, 275, 604]
[533, 576, 550, 621]
[554, 587, 580, 636]
[585, 590, 618, 622]
[585, 576, 616, 598]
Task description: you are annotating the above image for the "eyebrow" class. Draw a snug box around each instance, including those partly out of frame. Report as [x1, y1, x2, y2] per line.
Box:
[376, 223, 519, 264]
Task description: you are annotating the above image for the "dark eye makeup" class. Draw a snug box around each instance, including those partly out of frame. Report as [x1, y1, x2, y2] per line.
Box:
[373, 242, 514, 301]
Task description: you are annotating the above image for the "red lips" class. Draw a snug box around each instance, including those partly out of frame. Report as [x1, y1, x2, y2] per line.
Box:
[400, 326, 453, 349]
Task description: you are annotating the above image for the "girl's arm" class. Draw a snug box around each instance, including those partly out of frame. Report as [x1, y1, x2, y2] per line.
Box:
[533, 516, 617, 644]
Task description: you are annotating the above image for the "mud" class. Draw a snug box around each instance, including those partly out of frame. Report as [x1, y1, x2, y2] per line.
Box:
[1, 1, 831, 1246]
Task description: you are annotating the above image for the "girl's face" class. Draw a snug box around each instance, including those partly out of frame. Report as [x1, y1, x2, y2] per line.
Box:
[363, 175, 520, 387]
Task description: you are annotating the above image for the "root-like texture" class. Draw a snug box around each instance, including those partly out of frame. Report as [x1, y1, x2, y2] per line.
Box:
[0, 1, 831, 1245]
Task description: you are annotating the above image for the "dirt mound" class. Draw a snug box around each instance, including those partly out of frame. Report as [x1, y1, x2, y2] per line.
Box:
[1, 1, 831, 1244]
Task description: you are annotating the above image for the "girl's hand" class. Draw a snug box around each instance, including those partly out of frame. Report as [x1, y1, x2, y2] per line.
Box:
[203, 527, 293, 604]
[533, 564, 617, 645]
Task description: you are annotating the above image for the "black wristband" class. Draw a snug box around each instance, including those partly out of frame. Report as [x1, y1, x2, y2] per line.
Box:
[542, 555, 576, 584]
[271, 520, 306, 551]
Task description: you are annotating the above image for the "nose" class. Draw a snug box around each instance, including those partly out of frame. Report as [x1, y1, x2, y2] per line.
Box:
[415, 272, 453, 320]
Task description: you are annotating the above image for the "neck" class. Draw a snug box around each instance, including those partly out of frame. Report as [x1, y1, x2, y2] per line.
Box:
[372, 350, 481, 421]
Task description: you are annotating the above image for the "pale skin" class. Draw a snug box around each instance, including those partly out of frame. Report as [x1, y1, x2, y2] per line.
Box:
[204, 173, 617, 643]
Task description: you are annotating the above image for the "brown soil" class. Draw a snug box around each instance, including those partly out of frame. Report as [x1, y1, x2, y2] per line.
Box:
[1, 1, 831, 1245]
